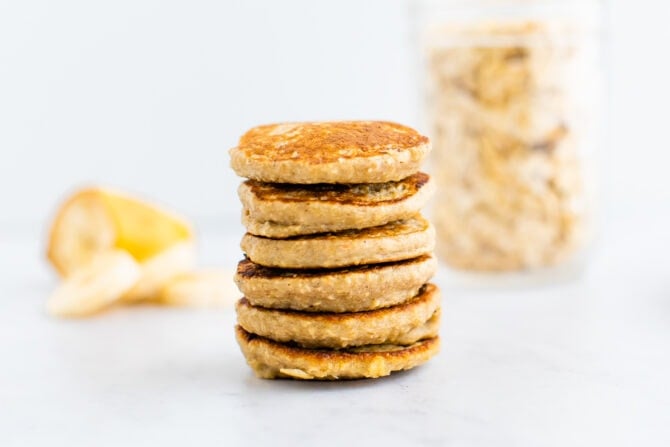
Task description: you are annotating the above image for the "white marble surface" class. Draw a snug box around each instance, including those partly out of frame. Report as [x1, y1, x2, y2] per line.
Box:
[1, 207, 669, 446]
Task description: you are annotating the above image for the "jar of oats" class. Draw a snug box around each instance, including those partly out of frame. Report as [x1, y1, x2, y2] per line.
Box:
[415, 0, 602, 272]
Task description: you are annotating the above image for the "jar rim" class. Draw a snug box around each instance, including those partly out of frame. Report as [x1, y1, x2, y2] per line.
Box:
[412, 0, 603, 26]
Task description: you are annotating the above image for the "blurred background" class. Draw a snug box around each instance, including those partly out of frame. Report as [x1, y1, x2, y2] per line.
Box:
[3, 2, 670, 445]
[1, 0, 668, 238]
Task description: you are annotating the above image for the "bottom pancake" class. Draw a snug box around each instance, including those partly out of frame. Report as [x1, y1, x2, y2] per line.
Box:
[236, 326, 440, 380]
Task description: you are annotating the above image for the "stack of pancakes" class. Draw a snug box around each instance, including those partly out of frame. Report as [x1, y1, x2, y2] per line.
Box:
[230, 121, 441, 380]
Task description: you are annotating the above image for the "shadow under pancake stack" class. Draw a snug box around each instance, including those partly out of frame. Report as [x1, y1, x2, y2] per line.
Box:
[230, 121, 441, 380]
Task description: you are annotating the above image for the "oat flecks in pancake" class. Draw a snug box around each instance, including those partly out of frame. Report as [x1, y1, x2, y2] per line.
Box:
[235, 284, 440, 348]
[230, 119, 441, 379]
[239, 174, 435, 238]
[240, 216, 435, 269]
[230, 121, 431, 184]
[235, 255, 438, 313]
[237, 121, 428, 164]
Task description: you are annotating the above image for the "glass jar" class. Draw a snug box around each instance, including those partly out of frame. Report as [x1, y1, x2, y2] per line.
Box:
[414, 0, 603, 272]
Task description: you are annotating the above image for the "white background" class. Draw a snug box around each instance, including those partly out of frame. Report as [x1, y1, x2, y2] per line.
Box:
[2, 2, 670, 446]
[1, 0, 668, 233]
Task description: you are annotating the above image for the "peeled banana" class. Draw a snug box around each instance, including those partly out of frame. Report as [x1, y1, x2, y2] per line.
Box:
[47, 250, 141, 317]
[45, 186, 236, 317]
[123, 241, 196, 303]
[158, 269, 238, 308]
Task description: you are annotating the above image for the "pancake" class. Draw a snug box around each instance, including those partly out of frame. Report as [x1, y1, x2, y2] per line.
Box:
[239, 172, 434, 238]
[236, 326, 440, 380]
[229, 121, 430, 184]
[236, 284, 440, 348]
[241, 215, 435, 269]
[234, 254, 437, 313]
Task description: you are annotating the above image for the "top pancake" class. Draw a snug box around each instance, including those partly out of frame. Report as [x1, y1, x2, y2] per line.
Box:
[229, 121, 430, 184]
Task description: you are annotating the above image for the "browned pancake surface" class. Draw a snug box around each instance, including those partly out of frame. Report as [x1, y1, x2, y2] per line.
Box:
[236, 284, 440, 348]
[237, 283, 437, 324]
[236, 255, 433, 280]
[244, 172, 429, 206]
[236, 121, 429, 164]
[235, 326, 440, 380]
[275, 215, 429, 241]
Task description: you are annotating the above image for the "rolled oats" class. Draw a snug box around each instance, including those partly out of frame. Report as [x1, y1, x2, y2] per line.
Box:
[425, 21, 595, 271]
